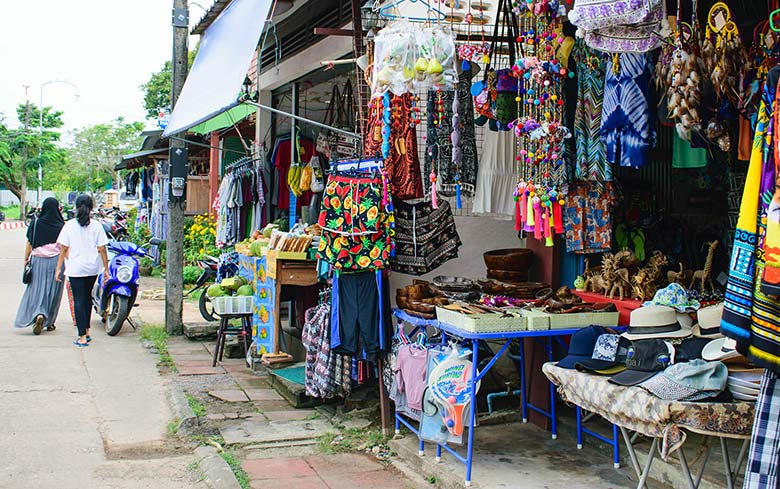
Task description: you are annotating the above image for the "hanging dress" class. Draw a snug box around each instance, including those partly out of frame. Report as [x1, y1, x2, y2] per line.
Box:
[600, 52, 655, 169]
[472, 129, 516, 216]
[572, 40, 609, 181]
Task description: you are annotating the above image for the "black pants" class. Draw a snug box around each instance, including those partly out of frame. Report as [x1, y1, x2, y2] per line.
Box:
[69, 276, 97, 337]
[334, 271, 388, 356]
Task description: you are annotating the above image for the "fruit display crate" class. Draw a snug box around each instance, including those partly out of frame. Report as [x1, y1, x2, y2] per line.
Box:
[212, 296, 254, 315]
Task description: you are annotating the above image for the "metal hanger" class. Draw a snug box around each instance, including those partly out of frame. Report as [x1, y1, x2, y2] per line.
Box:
[379, 0, 446, 22]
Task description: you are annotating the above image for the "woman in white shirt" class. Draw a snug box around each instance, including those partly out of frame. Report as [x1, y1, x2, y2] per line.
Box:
[14, 198, 66, 334]
[56, 195, 109, 347]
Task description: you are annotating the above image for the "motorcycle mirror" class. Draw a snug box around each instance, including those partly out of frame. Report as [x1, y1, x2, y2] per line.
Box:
[149, 238, 162, 246]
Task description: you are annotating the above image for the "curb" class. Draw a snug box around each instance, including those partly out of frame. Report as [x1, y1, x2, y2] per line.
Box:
[195, 446, 242, 489]
[167, 383, 200, 435]
[0, 221, 26, 230]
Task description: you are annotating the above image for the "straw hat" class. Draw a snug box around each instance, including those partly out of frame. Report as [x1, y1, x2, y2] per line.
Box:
[692, 303, 724, 339]
[621, 305, 693, 341]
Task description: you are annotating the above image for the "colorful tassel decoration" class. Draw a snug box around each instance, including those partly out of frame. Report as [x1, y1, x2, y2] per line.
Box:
[430, 171, 438, 209]
[533, 197, 542, 240]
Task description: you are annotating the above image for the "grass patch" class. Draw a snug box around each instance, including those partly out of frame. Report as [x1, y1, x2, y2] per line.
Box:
[139, 324, 176, 371]
[427, 475, 439, 484]
[318, 428, 386, 454]
[167, 419, 180, 435]
[186, 393, 207, 417]
[220, 450, 250, 489]
[0, 205, 21, 220]
[151, 267, 163, 278]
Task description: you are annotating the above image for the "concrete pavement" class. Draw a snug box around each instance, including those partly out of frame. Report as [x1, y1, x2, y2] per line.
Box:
[0, 228, 204, 489]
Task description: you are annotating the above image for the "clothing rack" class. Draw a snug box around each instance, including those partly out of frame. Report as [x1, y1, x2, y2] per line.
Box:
[330, 156, 385, 174]
[224, 156, 263, 174]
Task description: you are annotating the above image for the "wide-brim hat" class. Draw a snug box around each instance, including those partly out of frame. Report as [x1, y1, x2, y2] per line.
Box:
[692, 303, 724, 339]
[621, 305, 692, 341]
[702, 337, 742, 362]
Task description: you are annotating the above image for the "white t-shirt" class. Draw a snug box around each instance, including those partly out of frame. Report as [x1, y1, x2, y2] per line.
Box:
[57, 219, 109, 277]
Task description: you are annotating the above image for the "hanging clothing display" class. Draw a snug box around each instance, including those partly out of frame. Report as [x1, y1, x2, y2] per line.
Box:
[672, 134, 708, 169]
[743, 370, 780, 489]
[125, 171, 140, 196]
[391, 198, 462, 275]
[329, 269, 391, 358]
[302, 299, 352, 399]
[316, 170, 394, 271]
[215, 158, 265, 247]
[423, 67, 479, 191]
[271, 136, 315, 210]
[564, 181, 618, 254]
[364, 94, 424, 200]
[572, 40, 609, 181]
[601, 52, 655, 169]
[473, 130, 517, 216]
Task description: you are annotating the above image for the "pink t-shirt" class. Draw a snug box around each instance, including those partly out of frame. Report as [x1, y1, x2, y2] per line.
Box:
[395, 345, 428, 411]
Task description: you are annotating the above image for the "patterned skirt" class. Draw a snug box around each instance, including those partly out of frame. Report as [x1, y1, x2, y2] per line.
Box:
[391, 199, 462, 275]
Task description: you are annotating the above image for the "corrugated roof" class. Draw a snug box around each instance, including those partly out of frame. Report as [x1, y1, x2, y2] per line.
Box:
[191, 0, 231, 35]
[115, 148, 168, 171]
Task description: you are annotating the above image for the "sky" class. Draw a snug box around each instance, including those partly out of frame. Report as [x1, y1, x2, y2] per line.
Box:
[0, 0, 200, 135]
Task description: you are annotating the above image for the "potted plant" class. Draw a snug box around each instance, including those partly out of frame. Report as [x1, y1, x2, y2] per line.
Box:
[573, 275, 586, 292]
[139, 257, 154, 277]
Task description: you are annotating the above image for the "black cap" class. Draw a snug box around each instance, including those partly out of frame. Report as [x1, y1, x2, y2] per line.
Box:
[557, 326, 613, 370]
[609, 339, 674, 386]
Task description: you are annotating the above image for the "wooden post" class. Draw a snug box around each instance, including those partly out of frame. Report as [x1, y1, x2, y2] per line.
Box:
[208, 132, 220, 215]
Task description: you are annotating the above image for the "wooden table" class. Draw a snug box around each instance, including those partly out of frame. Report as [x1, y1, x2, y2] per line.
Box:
[267, 256, 319, 353]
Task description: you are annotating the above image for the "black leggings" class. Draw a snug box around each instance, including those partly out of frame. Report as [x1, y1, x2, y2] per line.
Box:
[69, 276, 97, 337]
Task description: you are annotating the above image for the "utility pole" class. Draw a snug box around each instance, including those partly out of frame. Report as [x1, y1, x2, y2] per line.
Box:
[166, 0, 189, 335]
[21, 99, 31, 220]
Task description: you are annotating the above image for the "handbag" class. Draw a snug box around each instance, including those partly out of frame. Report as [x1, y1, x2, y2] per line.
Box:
[568, 0, 662, 32]
[23, 218, 36, 285]
[310, 156, 324, 193]
[315, 85, 341, 159]
[334, 80, 358, 159]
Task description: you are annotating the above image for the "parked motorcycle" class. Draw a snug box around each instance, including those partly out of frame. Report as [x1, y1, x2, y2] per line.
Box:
[95, 207, 129, 241]
[184, 255, 220, 322]
[93, 238, 161, 335]
[25, 208, 37, 226]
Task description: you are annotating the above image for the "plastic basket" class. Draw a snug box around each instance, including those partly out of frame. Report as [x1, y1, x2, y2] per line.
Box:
[211, 296, 253, 315]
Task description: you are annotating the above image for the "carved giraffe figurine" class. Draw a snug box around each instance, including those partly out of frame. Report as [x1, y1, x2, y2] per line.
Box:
[690, 241, 718, 293]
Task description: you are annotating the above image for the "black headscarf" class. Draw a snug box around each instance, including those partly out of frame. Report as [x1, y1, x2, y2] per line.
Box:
[28, 197, 65, 248]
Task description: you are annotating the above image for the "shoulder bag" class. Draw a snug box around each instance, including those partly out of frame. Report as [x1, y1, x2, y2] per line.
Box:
[23, 218, 36, 285]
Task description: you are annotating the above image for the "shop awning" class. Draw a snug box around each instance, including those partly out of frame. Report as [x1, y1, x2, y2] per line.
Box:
[162, 0, 274, 137]
[188, 103, 255, 135]
[115, 148, 168, 171]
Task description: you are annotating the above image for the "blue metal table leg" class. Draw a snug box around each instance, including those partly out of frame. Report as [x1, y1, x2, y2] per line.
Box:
[419, 436, 425, 456]
[576, 407, 583, 449]
[436, 444, 442, 462]
[519, 338, 528, 423]
[548, 336, 557, 439]
[613, 424, 620, 468]
[395, 415, 400, 435]
[465, 338, 479, 487]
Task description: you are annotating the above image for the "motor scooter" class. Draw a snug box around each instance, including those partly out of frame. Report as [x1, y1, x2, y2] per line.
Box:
[184, 255, 219, 322]
[93, 238, 161, 335]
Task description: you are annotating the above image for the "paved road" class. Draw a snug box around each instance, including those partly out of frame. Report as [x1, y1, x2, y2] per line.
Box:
[0, 228, 203, 489]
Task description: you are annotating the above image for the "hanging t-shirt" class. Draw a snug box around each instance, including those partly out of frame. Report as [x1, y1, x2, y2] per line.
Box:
[564, 181, 618, 254]
[672, 133, 708, 169]
[395, 344, 429, 411]
[57, 219, 109, 277]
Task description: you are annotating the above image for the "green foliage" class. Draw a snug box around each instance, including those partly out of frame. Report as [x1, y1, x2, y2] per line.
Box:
[167, 419, 180, 435]
[139, 324, 175, 370]
[139, 257, 154, 268]
[219, 450, 251, 489]
[140, 51, 197, 120]
[0, 103, 67, 217]
[68, 117, 144, 191]
[185, 393, 207, 417]
[183, 265, 200, 285]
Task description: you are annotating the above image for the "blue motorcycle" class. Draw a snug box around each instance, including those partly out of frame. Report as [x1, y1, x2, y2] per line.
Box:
[92, 238, 160, 336]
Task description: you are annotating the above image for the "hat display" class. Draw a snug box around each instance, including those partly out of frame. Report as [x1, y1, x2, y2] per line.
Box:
[557, 326, 616, 371]
[702, 337, 742, 362]
[674, 337, 711, 362]
[621, 305, 692, 341]
[643, 283, 701, 312]
[692, 303, 724, 339]
[576, 333, 629, 374]
[727, 367, 762, 401]
[639, 359, 728, 401]
[609, 339, 675, 386]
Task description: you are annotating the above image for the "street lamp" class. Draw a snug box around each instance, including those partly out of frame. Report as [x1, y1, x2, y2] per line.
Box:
[38, 80, 79, 207]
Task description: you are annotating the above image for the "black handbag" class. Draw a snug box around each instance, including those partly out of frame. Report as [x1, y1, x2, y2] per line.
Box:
[22, 218, 36, 284]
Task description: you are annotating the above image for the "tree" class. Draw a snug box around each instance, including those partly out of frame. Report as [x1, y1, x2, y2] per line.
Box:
[68, 118, 145, 191]
[0, 104, 66, 219]
[140, 51, 197, 120]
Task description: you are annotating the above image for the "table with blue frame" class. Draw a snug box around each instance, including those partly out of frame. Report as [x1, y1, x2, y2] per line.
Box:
[392, 308, 582, 486]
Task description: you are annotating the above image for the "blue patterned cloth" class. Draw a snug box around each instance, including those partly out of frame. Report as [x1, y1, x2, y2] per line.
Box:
[601, 53, 655, 169]
[744, 370, 780, 489]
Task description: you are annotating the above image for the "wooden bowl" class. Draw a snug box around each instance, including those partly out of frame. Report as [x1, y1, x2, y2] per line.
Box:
[487, 269, 529, 283]
[483, 248, 533, 272]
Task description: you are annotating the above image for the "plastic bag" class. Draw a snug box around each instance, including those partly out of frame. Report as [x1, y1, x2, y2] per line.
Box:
[309, 156, 324, 193]
[413, 26, 457, 91]
[299, 160, 313, 192]
[372, 22, 415, 97]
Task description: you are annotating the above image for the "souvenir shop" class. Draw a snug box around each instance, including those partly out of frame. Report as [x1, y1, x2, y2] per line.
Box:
[166, 0, 780, 486]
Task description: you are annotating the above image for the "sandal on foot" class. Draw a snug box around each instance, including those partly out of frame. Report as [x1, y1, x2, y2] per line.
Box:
[86, 336, 92, 343]
[73, 339, 89, 347]
[46, 325, 56, 332]
[33, 316, 44, 336]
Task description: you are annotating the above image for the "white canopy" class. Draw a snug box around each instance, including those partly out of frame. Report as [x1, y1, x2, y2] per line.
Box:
[162, 0, 273, 137]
